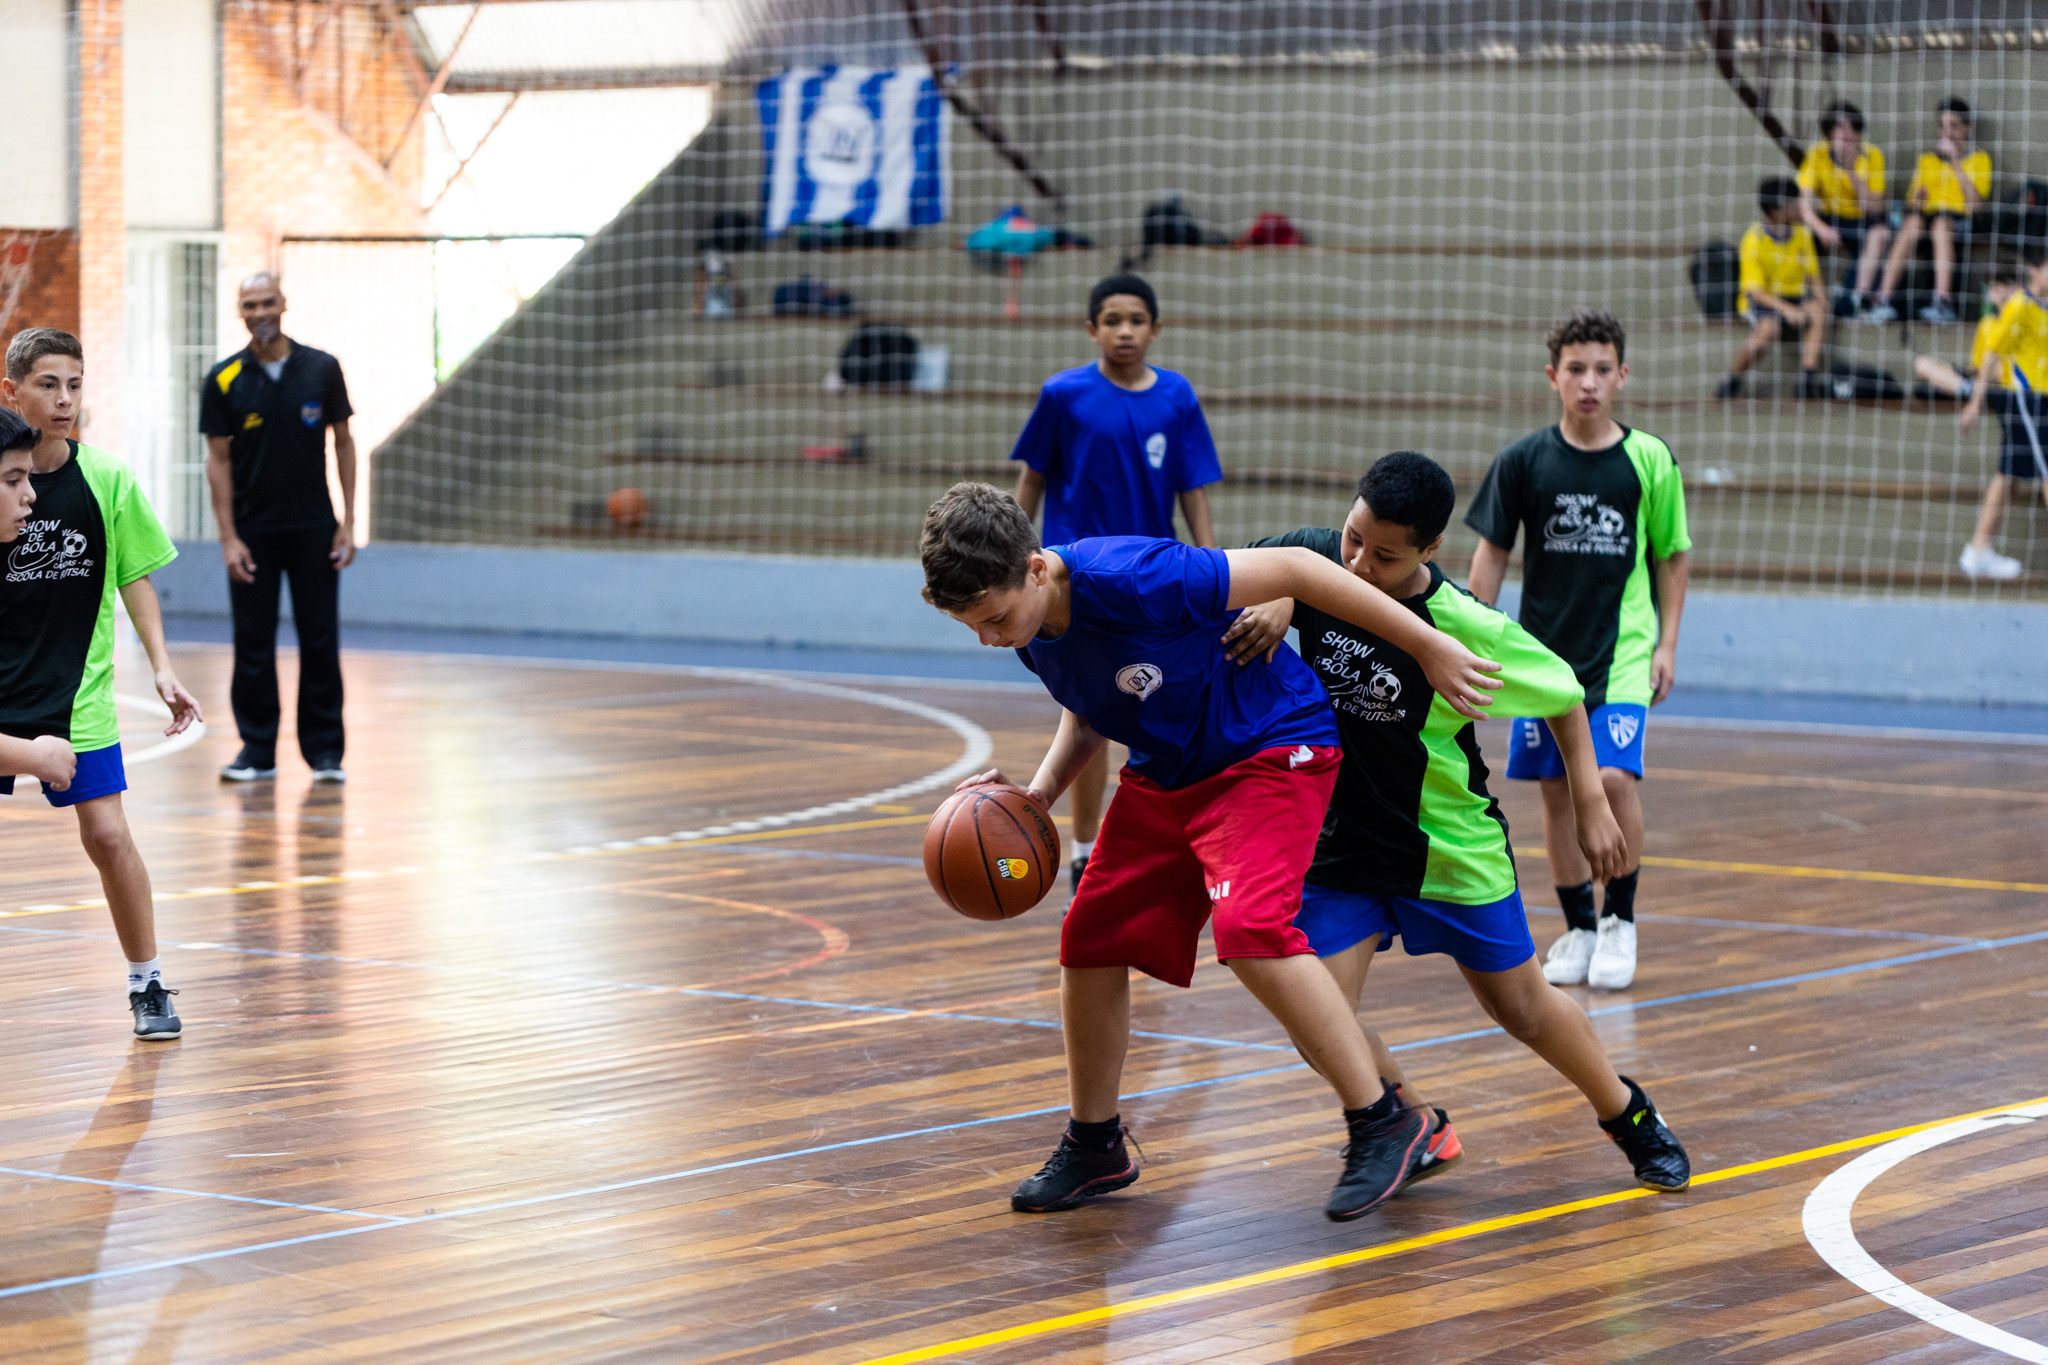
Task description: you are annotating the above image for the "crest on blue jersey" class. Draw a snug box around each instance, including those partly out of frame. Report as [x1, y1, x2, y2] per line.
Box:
[1116, 663, 1164, 700]
[1144, 432, 1167, 469]
[1607, 712, 1640, 749]
[300, 403, 323, 427]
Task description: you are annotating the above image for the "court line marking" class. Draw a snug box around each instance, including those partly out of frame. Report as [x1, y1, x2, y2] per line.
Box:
[224, 639, 2048, 749]
[1513, 846, 2048, 895]
[1803, 1103, 2048, 1363]
[0, 1166, 403, 1222]
[849, 1093, 2048, 1365]
[116, 692, 206, 765]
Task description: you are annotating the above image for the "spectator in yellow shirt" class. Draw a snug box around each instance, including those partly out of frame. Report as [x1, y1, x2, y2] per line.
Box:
[1718, 178, 1828, 399]
[1796, 101, 1889, 315]
[1954, 254, 2048, 578]
[1863, 97, 1992, 326]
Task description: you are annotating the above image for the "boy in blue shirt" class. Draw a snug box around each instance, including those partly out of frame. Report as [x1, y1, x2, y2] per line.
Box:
[1010, 274, 1222, 886]
[922, 482, 1501, 1223]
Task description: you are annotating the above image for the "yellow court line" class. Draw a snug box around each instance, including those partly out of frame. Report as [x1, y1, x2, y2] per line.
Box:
[1513, 846, 2048, 895]
[0, 815, 936, 922]
[853, 1093, 2048, 1365]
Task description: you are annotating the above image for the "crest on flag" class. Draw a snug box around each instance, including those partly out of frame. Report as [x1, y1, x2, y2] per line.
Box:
[757, 66, 951, 235]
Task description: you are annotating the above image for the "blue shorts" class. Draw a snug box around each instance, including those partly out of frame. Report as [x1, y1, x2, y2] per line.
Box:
[1296, 883, 1536, 974]
[0, 742, 127, 808]
[1506, 703, 1646, 780]
[1989, 387, 2047, 480]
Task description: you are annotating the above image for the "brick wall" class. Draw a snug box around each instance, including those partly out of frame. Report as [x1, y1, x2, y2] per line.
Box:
[76, 0, 123, 451]
[219, 3, 426, 300]
[0, 230, 80, 338]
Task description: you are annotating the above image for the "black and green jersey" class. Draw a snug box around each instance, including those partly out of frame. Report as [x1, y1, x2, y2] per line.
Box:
[1464, 425, 1691, 710]
[1250, 529, 1583, 904]
[0, 443, 177, 749]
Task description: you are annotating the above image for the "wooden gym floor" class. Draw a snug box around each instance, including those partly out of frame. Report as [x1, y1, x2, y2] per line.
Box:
[3, 641, 2047, 1363]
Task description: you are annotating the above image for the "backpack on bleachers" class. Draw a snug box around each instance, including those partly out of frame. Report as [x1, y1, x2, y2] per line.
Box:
[1142, 196, 1219, 247]
[838, 323, 918, 387]
[1690, 240, 1740, 319]
[773, 276, 855, 317]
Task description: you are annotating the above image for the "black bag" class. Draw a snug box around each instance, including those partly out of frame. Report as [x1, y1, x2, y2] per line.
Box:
[1989, 180, 2048, 251]
[839, 324, 917, 386]
[697, 210, 759, 253]
[1690, 240, 1740, 319]
[1141, 196, 1212, 247]
[773, 276, 854, 317]
[1825, 360, 1905, 402]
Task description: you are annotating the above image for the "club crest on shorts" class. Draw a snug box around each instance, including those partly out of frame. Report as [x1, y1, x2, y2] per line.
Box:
[1116, 663, 1164, 700]
[995, 857, 1030, 880]
[1607, 711, 1641, 749]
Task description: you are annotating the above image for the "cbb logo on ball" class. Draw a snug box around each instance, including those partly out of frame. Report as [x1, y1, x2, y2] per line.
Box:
[995, 857, 1030, 880]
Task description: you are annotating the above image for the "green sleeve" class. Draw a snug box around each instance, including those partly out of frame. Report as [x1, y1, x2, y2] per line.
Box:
[89, 449, 178, 585]
[1483, 613, 1586, 718]
[1643, 442, 1692, 557]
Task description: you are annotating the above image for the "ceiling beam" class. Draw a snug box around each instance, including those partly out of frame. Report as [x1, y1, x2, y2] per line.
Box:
[441, 66, 719, 92]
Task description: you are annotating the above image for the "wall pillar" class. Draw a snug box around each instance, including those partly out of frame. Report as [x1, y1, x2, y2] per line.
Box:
[75, 0, 124, 451]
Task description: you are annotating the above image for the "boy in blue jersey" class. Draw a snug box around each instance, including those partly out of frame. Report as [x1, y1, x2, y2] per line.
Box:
[1011, 274, 1222, 886]
[921, 482, 1502, 1222]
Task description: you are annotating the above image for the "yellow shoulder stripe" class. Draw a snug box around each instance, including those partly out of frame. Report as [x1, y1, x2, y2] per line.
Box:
[216, 359, 243, 393]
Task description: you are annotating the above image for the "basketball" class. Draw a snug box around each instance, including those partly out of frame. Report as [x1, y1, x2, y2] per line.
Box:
[607, 486, 649, 529]
[922, 786, 1061, 921]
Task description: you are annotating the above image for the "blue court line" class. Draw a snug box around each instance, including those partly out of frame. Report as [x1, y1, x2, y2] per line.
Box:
[0, 1166, 402, 1221]
[8, 927, 2048, 1300]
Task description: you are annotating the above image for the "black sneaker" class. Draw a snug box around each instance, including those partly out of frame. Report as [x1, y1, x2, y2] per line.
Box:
[1326, 1103, 1429, 1222]
[1069, 853, 1089, 888]
[1600, 1075, 1690, 1191]
[1011, 1131, 1138, 1212]
[219, 746, 276, 782]
[310, 756, 347, 784]
[1715, 374, 1746, 400]
[129, 980, 181, 1040]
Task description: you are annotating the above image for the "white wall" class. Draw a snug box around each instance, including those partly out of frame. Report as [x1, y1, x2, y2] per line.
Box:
[124, 0, 219, 228]
[0, 0, 73, 228]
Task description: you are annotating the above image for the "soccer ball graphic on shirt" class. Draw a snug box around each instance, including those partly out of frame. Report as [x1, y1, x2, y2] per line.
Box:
[1366, 662, 1402, 703]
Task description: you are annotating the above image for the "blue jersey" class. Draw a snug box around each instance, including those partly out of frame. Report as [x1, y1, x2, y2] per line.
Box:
[1009, 364, 1223, 544]
[1017, 538, 1337, 790]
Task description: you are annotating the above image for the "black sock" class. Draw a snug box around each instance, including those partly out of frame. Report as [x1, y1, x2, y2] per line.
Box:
[1067, 1115, 1123, 1152]
[1344, 1082, 1399, 1129]
[1603, 869, 1640, 923]
[1557, 881, 1597, 933]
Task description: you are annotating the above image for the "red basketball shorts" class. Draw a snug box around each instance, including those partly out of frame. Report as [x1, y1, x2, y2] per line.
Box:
[1061, 744, 1341, 987]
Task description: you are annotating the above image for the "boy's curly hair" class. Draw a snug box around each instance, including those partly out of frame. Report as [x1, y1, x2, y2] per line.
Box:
[1545, 308, 1626, 366]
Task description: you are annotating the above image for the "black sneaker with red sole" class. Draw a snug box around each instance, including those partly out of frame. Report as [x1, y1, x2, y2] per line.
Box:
[1011, 1132, 1138, 1212]
[1326, 1104, 1429, 1222]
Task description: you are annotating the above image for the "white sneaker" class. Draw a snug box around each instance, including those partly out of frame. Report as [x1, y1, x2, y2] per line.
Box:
[1959, 543, 2024, 580]
[1541, 927, 1597, 985]
[1587, 916, 1638, 990]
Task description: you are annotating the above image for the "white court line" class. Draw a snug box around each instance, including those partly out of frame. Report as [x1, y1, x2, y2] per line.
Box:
[1802, 1101, 2048, 1361]
[116, 691, 206, 765]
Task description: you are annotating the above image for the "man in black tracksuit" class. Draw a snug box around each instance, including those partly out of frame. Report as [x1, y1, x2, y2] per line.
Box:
[200, 272, 356, 783]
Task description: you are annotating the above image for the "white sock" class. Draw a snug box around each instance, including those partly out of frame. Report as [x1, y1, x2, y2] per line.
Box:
[1073, 840, 1095, 859]
[127, 958, 162, 993]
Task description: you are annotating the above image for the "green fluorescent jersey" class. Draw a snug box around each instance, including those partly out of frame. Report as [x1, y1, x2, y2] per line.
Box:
[1464, 425, 1691, 710]
[0, 443, 177, 751]
[1251, 529, 1583, 904]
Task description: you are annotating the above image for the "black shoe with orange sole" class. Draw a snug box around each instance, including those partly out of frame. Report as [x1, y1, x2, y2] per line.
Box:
[1011, 1132, 1139, 1212]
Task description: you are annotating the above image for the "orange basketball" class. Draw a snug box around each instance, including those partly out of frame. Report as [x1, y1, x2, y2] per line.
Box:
[607, 486, 649, 529]
[923, 786, 1061, 921]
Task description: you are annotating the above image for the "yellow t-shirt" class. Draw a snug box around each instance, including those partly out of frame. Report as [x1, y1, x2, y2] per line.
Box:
[1969, 308, 1999, 373]
[1796, 141, 1886, 219]
[1977, 290, 2048, 391]
[1907, 150, 1992, 215]
[1737, 222, 1820, 313]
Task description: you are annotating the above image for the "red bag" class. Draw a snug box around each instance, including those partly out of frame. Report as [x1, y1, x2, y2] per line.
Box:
[1237, 212, 1304, 246]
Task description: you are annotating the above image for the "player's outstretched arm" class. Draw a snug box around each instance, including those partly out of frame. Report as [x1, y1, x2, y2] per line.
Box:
[0, 734, 75, 790]
[1649, 550, 1689, 705]
[1226, 547, 1501, 718]
[956, 707, 1107, 811]
[117, 577, 204, 736]
[1546, 704, 1629, 882]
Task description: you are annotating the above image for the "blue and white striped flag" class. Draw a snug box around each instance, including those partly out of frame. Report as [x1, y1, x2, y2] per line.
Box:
[757, 66, 950, 235]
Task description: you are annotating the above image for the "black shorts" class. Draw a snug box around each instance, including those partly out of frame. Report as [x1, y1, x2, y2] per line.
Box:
[1820, 212, 1871, 256]
[1914, 209, 1975, 242]
[1988, 387, 2047, 479]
